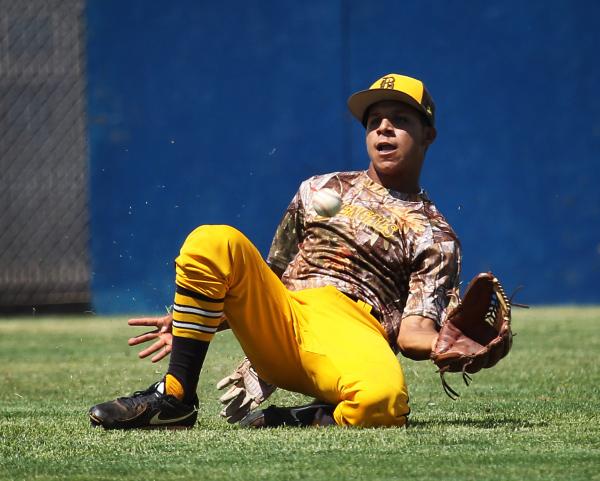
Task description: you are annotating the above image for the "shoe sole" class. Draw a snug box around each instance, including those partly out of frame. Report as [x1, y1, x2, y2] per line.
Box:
[89, 413, 195, 430]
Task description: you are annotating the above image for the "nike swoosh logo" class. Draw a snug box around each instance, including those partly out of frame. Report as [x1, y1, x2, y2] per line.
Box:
[149, 411, 195, 425]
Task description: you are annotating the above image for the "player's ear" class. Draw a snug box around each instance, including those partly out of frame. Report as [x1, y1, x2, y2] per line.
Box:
[423, 125, 437, 147]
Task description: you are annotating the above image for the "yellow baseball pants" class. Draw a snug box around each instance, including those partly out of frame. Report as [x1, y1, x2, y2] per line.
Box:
[172, 225, 409, 427]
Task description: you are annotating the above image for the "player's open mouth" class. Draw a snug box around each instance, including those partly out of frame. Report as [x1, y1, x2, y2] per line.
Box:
[376, 142, 396, 153]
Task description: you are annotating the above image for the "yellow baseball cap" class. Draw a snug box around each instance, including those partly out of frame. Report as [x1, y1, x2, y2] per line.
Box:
[347, 73, 436, 127]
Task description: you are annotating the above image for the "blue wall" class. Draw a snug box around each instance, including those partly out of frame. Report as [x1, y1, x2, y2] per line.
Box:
[86, 0, 600, 313]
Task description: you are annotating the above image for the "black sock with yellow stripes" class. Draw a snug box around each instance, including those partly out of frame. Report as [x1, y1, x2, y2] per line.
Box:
[166, 284, 225, 405]
[165, 336, 209, 405]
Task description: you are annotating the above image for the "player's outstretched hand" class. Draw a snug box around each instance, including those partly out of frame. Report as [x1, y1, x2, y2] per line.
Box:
[127, 313, 173, 362]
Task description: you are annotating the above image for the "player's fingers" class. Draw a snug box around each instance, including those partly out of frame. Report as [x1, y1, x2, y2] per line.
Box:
[221, 395, 246, 420]
[138, 339, 164, 359]
[128, 331, 158, 346]
[219, 386, 243, 404]
[216, 376, 234, 390]
[216, 372, 242, 390]
[223, 398, 252, 423]
[150, 345, 171, 363]
[128, 317, 161, 327]
[238, 392, 254, 409]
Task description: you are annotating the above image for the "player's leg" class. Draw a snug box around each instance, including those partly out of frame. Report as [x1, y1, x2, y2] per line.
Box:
[242, 286, 410, 428]
[170, 224, 314, 394]
[296, 287, 410, 427]
[89, 225, 312, 429]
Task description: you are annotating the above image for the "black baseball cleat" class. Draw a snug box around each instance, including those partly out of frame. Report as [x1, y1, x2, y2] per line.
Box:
[89, 380, 198, 430]
[239, 401, 336, 428]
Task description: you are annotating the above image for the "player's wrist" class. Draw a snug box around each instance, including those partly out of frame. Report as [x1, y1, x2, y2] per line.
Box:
[429, 335, 438, 358]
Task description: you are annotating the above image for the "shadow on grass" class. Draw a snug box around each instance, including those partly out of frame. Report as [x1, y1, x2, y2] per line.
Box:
[408, 417, 549, 429]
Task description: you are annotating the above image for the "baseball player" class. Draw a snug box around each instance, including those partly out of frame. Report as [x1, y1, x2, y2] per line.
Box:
[89, 73, 461, 429]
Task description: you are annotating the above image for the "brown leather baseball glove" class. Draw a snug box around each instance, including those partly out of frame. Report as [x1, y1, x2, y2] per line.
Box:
[431, 272, 516, 399]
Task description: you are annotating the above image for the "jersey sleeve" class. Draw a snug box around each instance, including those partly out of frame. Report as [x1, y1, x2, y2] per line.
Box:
[402, 237, 461, 327]
[266, 188, 305, 273]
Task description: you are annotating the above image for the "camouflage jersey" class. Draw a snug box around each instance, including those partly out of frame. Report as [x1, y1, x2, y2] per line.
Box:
[267, 170, 461, 352]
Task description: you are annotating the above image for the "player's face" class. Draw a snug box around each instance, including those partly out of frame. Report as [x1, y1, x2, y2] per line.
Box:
[365, 101, 436, 193]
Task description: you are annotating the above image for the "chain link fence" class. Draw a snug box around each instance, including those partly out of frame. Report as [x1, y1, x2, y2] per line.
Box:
[0, 0, 91, 312]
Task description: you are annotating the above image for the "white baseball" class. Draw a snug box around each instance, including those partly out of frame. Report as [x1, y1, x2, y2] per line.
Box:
[312, 188, 342, 217]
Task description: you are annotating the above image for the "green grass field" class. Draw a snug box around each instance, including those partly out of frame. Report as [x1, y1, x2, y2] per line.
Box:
[1, 307, 599, 481]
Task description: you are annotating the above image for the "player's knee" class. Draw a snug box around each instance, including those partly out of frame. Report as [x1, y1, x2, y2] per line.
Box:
[341, 383, 409, 427]
[176, 224, 253, 274]
[181, 225, 247, 252]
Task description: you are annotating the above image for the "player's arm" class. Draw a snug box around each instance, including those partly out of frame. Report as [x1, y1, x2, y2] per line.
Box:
[398, 236, 461, 361]
[265, 188, 305, 276]
[268, 264, 286, 279]
[397, 315, 438, 360]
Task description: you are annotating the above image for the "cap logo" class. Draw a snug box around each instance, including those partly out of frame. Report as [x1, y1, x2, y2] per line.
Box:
[379, 76, 395, 89]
